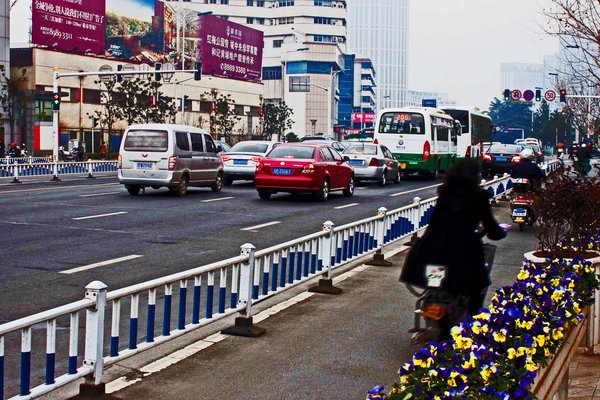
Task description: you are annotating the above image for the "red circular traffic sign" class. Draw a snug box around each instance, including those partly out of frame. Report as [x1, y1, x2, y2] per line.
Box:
[544, 90, 556, 102]
[523, 90, 534, 102]
[510, 90, 522, 101]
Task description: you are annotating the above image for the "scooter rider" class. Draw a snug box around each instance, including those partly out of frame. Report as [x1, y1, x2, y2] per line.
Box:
[511, 148, 545, 191]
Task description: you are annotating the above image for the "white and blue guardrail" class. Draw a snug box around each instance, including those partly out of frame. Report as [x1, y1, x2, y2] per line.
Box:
[0, 160, 572, 400]
[0, 160, 118, 182]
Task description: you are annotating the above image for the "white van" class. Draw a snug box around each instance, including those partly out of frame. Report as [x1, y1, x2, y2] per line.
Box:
[118, 124, 224, 196]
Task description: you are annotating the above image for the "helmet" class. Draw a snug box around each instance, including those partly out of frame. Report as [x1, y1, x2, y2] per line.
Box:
[520, 147, 535, 161]
[9, 142, 16, 148]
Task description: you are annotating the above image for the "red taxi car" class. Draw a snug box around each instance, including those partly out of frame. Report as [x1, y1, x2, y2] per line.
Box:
[254, 143, 355, 201]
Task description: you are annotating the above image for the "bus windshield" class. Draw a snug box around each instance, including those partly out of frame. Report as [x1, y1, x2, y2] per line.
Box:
[378, 112, 425, 134]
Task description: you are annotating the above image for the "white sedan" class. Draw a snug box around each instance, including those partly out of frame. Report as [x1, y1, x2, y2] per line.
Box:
[221, 140, 281, 185]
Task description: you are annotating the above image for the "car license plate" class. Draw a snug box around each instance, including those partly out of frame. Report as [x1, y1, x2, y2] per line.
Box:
[273, 168, 291, 175]
[496, 157, 507, 162]
[512, 208, 527, 217]
[233, 159, 248, 165]
[137, 162, 153, 169]
[348, 160, 363, 166]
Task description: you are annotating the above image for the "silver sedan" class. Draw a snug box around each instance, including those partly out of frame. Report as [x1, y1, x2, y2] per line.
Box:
[342, 143, 401, 185]
[221, 140, 281, 185]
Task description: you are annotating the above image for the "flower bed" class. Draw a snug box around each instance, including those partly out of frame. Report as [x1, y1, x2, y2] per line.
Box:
[368, 256, 599, 400]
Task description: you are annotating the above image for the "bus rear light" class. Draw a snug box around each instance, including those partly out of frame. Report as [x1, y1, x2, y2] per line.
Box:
[465, 145, 472, 158]
[117, 154, 122, 169]
[373, 138, 379, 144]
[168, 156, 177, 171]
[423, 141, 431, 161]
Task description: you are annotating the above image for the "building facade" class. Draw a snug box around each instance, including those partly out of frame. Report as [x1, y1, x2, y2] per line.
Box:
[500, 63, 545, 94]
[1, 0, 9, 144]
[169, 0, 348, 138]
[406, 90, 456, 108]
[10, 48, 264, 153]
[347, 0, 408, 110]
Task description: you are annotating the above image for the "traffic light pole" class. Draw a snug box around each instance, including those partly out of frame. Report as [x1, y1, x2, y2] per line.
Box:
[51, 65, 201, 168]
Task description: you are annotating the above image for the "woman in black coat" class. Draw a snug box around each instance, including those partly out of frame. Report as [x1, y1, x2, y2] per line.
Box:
[400, 159, 506, 316]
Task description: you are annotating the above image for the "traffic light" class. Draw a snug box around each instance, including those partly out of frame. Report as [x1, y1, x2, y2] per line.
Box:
[535, 89, 542, 102]
[194, 61, 202, 81]
[503, 89, 510, 101]
[154, 62, 162, 81]
[182, 95, 189, 108]
[52, 92, 61, 111]
[559, 89, 567, 102]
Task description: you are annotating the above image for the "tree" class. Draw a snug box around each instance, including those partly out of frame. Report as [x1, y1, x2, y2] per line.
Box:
[203, 89, 241, 141]
[263, 101, 294, 141]
[487, 97, 533, 132]
[0, 66, 27, 143]
[115, 78, 177, 125]
[87, 76, 120, 140]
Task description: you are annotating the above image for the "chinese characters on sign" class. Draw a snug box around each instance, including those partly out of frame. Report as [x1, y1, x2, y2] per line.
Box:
[32, 0, 106, 55]
[196, 14, 264, 82]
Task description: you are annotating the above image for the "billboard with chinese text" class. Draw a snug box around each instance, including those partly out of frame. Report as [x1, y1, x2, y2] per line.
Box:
[196, 14, 264, 82]
[32, 0, 106, 55]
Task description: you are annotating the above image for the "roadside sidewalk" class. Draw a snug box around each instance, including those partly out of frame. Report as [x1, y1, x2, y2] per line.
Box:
[45, 204, 599, 399]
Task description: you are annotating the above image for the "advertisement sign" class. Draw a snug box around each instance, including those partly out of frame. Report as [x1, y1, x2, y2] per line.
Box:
[352, 112, 375, 124]
[32, 0, 107, 55]
[196, 14, 264, 82]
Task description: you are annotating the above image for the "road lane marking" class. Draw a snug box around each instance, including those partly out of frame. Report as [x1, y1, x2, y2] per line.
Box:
[334, 203, 359, 210]
[60, 255, 143, 274]
[0, 182, 119, 194]
[78, 192, 121, 198]
[202, 196, 235, 203]
[72, 211, 128, 220]
[355, 187, 368, 190]
[389, 183, 442, 197]
[241, 221, 281, 231]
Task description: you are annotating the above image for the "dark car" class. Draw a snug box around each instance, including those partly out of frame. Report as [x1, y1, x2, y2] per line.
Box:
[524, 143, 544, 165]
[481, 144, 524, 179]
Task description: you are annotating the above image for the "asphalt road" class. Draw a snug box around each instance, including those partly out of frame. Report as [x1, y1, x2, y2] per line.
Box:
[0, 175, 442, 322]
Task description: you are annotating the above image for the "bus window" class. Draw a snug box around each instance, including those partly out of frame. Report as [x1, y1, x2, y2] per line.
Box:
[378, 112, 425, 134]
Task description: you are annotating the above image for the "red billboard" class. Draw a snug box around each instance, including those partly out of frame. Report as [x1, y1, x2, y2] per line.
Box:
[352, 112, 375, 124]
[32, 0, 106, 55]
[196, 14, 264, 82]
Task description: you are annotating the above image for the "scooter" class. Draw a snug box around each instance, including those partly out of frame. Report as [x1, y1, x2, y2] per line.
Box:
[511, 178, 536, 232]
[58, 146, 78, 162]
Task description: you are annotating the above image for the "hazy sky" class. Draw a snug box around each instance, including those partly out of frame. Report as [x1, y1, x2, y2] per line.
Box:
[10, 0, 559, 110]
[409, 0, 558, 110]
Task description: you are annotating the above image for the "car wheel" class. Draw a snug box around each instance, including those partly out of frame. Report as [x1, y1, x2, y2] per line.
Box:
[224, 176, 234, 186]
[343, 176, 355, 197]
[211, 173, 223, 192]
[393, 169, 401, 184]
[126, 184, 141, 196]
[258, 189, 271, 200]
[176, 176, 189, 197]
[378, 172, 387, 186]
[315, 178, 330, 202]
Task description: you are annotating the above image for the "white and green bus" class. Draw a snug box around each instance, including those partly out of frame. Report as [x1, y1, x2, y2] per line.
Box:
[373, 107, 460, 177]
[442, 107, 493, 159]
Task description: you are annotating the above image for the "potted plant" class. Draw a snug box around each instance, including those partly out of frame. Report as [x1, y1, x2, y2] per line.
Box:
[527, 164, 600, 262]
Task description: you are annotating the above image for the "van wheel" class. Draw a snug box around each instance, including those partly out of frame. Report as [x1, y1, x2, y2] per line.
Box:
[176, 176, 189, 197]
[126, 184, 141, 196]
[211, 173, 223, 192]
[258, 189, 271, 200]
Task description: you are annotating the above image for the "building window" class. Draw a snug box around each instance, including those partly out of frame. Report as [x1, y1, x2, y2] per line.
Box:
[220, 0, 228, 3]
[209, 0, 216, 3]
[256, 17, 265, 24]
[278, 0, 294, 5]
[314, 17, 332, 24]
[257, 0, 265, 6]
[247, 17, 254, 24]
[247, 0, 253, 4]
[277, 17, 293, 24]
[273, 39, 283, 48]
[314, 0, 332, 5]
[262, 66, 282, 80]
[313, 35, 334, 42]
[35, 100, 53, 122]
[82, 89, 101, 104]
[234, 105, 245, 116]
[289, 76, 310, 92]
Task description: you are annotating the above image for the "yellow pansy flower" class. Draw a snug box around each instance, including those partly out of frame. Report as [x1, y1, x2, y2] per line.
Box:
[517, 270, 529, 280]
[493, 329, 507, 343]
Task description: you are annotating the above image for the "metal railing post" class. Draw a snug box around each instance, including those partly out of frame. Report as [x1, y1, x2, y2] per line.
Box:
[366, 207, 393, 267]
[406, 197, 421, 246]
[87, 160, 96, 179]
[309, 221, 342, 294]
[51, 161, 61, 182]
[79, 281, 107, 396]
[12, 162, 21, 184]
[221, 243, 266, 337]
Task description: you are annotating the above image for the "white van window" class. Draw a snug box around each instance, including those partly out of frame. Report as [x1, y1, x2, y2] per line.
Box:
[176, 132, 190, 151]
[124, 130, 168, 152]
[190, 133, 204, 152]
[204, 134, 217, 153]
[378, 112, 425, 135]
